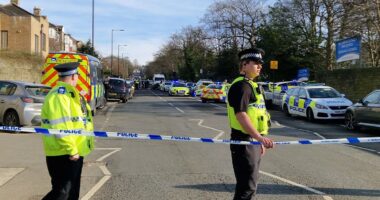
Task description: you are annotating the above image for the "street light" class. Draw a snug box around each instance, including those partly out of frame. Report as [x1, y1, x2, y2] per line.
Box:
[118, 44, 128, 77]
[111, 29, 124, 75]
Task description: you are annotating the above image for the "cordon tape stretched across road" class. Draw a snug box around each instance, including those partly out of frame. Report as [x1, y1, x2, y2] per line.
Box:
[1, 126, 379, 146]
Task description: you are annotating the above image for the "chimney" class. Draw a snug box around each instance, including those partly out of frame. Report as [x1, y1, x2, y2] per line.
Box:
[34, 7, 41, 16]
[11, 0, 19, 6]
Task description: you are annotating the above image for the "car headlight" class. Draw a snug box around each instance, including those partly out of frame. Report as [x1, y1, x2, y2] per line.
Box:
[316, 104, 328, 109]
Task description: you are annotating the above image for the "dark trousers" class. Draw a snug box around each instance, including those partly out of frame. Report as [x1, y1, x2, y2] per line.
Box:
[230, 133, 262, 200]
[42, 155, 84, 200]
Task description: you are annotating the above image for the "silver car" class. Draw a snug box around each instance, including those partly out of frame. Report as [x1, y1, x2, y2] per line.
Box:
[0, 80, 51, 126]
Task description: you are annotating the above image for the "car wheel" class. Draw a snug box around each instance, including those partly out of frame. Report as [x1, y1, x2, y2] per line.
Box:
[283, 104, 291, 117]
[201, 98, 207, 103]
[345, 111, 358, 130]
[306, 108, 314, 121]
[91, 109, 96, 116]
[4, 110, 20, 127]
[122, 97, 127, 103]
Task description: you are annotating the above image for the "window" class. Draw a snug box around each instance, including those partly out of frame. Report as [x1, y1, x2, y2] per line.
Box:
[363, 91, 380, 104]
[307, 88, 340, 98]
[298, 89, 307, 98]
[1, 31, 8, 49]
[0, 82, 17, 96]
[42, 33, 46, 51]
[35, 34, 39, 54]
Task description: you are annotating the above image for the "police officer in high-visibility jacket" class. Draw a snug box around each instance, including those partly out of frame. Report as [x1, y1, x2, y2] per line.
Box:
[41, 62, 94, 200]
[227, 48, 274, 200]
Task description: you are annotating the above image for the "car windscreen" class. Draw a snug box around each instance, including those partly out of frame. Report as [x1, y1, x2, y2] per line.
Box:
[207, 84, 222, 89]
[307, 88, 340, 98]
[155, 77, 165, 81]
[173, 83, 186, 87]
[202, 82, 212, 86]
[25, 86, 51, 97]
[109, 79, 125, 87]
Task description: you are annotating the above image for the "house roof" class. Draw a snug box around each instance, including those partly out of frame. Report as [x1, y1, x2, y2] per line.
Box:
[0, 3, 32, 16]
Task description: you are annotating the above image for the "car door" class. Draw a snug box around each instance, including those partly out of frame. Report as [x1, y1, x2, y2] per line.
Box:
[0, 81, 17, 122]
[356, 91, 380, 124]
[365, 91, 380, 124]
[297, 88, 308, 117]
[288, 88, 300, 115]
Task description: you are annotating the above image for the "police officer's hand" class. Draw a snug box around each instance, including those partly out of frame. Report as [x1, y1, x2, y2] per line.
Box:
[258, 136, 274, 149]
[69, 154, 80, 161]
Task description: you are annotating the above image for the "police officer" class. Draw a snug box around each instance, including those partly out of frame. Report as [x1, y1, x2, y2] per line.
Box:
[41, 62, 94, 200]
[227, 48, 274, 200]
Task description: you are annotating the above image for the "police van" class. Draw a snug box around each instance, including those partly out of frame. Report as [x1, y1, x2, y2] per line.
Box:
[41, 53, 106, 116]
[282, 85, 352, 121]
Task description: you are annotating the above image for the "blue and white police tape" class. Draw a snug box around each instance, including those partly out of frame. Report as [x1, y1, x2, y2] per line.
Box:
[1, 126, 380, 146]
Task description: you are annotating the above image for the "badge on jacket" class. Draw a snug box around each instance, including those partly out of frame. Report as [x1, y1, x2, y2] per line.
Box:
[58, 87, 66, 94]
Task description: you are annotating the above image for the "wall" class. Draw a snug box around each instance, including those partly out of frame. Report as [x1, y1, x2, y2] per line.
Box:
[0, 51, 44, 83]
[316, 68, 380, 102]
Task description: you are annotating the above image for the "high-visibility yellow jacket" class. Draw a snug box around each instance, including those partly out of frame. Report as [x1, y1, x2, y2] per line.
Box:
[41, 81, 94, 157]
[227, 77, 271, 135]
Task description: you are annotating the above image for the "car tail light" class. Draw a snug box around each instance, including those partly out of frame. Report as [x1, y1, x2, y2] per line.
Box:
[217, 90, 223, 94]
[21, 97, 34, 103]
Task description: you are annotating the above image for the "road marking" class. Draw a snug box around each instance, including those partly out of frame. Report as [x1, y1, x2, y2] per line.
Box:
[260, 170, 333, 200]
[274, 120, 380, 154]
[175, 107, 185, 113]
[81, 148, 121, 200]
[0, 168, 24, 187]
[273, 121, 326, 139]
[346, 144, 380, 154]
[189, 119, 225, 139]
[168, 103, 174, 107]
[100, 104, 116, 131]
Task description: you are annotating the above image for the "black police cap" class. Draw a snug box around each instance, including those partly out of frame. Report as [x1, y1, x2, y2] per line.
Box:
[238, 48, 265, 64]
[54, 62, 80, 77]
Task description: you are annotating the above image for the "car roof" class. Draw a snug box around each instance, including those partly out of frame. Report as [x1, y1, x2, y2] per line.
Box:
[290, 85, 333, 89]
[0, 80, 50, 87]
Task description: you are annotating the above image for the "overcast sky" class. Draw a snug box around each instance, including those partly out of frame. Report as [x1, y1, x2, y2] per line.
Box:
[1, 0, 274, 65]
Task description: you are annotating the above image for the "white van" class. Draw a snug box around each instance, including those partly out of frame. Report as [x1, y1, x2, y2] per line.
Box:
[153, 74, 165, 85]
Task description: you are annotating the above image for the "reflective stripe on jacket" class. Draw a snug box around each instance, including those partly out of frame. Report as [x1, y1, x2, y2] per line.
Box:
[41, 81, 94, 156]
[227, 77, 271, 135]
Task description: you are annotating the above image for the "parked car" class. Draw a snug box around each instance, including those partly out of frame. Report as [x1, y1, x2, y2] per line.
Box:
[104, 77, 129, 103]
[168, 82, 190, 96]
[0, 80, 51, 126]
[194, 80, 214, 96]
[200, 83, 230, 103]
[282, 85, 352, 121]
[345, 89, 380, 130]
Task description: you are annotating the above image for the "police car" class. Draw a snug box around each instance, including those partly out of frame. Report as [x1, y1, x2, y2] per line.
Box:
[282, 85, 353, 121]
[200, 83, 230, 103]
[168, 82, 190, 96]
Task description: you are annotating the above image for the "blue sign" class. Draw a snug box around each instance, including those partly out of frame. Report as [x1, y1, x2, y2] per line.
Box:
[336, 36, 361, 63]
[297, 68, 309, 79]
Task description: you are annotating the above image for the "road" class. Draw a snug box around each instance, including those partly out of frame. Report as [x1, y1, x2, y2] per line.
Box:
[0, 89, 379, 200]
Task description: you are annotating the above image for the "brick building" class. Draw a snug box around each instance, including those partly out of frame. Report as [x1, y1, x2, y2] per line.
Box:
[0, 0, 49, 58]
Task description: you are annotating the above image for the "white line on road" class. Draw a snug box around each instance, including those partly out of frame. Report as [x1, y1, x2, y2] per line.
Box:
[272, 120, 326, 139]
[260, 170, 333, 200]
[168, 103, 174, 107]
[175, 107, 185, 113]
[189, 119, 225, 139]
[273, 120, 380, 154]
[81, 148, 121, 200]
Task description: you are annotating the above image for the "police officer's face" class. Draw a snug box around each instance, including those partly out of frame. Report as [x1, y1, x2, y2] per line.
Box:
[243, 60, 262, 78]
[71, 73, 79, 86]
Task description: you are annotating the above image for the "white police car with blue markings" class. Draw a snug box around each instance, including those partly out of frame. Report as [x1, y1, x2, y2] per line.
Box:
[282, 86, 353, 121]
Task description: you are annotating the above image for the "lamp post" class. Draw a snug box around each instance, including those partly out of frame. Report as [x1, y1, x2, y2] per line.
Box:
[91, 0, 94, 55]
[118, 44, 127, 77]
[111, 29, 124, 75]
